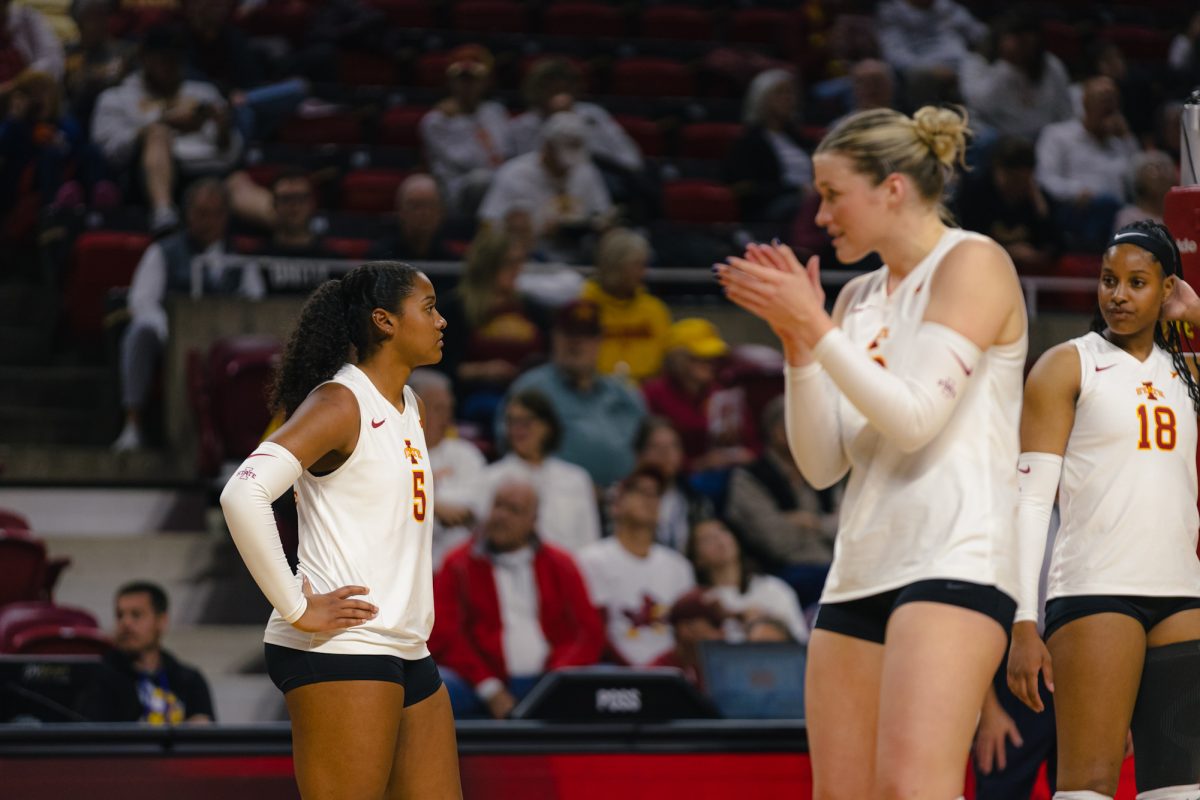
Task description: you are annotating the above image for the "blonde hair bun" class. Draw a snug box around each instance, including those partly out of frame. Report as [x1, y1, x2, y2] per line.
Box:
[912, 105, 970, 168]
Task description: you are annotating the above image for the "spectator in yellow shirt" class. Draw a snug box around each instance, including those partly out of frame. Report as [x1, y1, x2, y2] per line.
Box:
[580, 228, 672, 382]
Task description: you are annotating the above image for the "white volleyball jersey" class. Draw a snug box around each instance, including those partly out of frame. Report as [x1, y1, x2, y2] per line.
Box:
[264, 364, 436, 658]
[822, 229, 1027, 603]
[1049, 333, 1200, 600]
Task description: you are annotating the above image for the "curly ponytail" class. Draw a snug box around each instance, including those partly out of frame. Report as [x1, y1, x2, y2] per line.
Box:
[270, 261, 420, 416]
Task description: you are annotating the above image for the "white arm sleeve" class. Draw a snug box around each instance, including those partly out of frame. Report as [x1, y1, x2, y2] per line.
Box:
[1014, 452, 1062, 624]
[784, 363, 850, 489]
[812, 322, 982, 454]
[220, 441, 307, 623]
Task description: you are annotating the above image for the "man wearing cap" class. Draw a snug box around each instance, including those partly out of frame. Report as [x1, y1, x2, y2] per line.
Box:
[478, 110, 613, 264]
[496, 298, 645, 487]
[419, 44, 509, 217]
[642, 318, 756, 471]
[92, 24, 241, 233]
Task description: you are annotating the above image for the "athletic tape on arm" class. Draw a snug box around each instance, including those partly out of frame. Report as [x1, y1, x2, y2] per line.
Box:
[220, 441, 307, 623]
[1015, 452, 1062, 624]
[812, 322, 982, 453]
[784, 363, 850, 489]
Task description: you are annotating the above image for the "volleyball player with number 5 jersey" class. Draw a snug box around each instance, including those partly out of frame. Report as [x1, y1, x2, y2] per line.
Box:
[1010, 221, 1200, 800]
[220, 262, 462, 799]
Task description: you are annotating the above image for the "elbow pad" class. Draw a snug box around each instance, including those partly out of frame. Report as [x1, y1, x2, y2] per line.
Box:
[220, 441, 307, 623]
[1014, 452, 1062, 624]
[813, 323, 982, 453]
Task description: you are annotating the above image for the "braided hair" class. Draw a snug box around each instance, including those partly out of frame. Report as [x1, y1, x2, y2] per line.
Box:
[270, 262, 420, 416]
[1091, 220, 1200, 413]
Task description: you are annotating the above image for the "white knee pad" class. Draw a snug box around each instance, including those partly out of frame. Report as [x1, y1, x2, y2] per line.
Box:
[1136, 786, 1200, 800]
[1053, 793, 1113, 800]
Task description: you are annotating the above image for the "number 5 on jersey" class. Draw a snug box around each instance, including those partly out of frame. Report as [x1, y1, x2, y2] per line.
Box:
[412, 470, 427, 521]
[1136, 405, 1176, 451]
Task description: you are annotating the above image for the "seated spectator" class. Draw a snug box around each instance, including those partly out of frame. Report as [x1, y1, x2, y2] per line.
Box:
[633, 416, 714, 554]
[113, 178, 264, 451]
[91, 24, 241, 233]
[480, 389, 601, 554]
[430, 477, 604, 719]
[956, 136, 1060, 273]
[723, 396, 835, 607]
[419, 44, 508, 218]
[642, 319, 755, 471]
[1113, 150, 1175, 234]
[246, 169, 332, 260]
[77, 581, 214, 723]
[579, 467, 695, 666]
[506, 57, 642, 174]
[0, 0, 63, 89]
[0, 68, 87, 227]
[408, 368, 486, 569]
[724, 68, 815, 223]
[18, 0, 77, 43]
[1036, 76, 1136, 251]
[688, 517, 808, 643]
[579, 228, 671, 382]
[651, 588, 727, 686]
[1169, 11, 1200, 88]
[436, 227, 545, 424]
[876, 0, 985, 85]
[960, 9, 1071, 142]
[368, 173, 458, 262]
[498, 299, 645, 488]
[848, 58, 896, 114]
[479, 111, 614, 265]
[63, 0, 132, 133]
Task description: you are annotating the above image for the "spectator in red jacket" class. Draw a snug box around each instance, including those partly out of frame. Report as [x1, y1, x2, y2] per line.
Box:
[429, 476, 604, 719]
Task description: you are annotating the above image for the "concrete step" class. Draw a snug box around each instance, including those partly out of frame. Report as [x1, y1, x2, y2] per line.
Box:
[0, 324, 55, 366]
[0, 405, 109, 446]
[0, 366, 111, 410]
[0, 445, 195, 485]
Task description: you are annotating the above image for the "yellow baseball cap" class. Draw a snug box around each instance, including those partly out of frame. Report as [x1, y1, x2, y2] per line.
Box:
[667, 318, 728, 359]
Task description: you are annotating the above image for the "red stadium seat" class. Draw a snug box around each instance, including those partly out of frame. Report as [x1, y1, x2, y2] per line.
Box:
[0, 531, 46, 607]
[324, 237, 373, 260]
[614, 115, 665, 158]
[380, 106, 431, 148]
[0, 601, 100, 652]
[242, 163, 285, 189]
[610, 58, 695, 98]
[276, 111, 362, 146]
[662, 180, 740, 224]
[189, 335, 283, 475]
[64, 230, 152, 339]
[237, 0, 313, 45]
[730, 9, 797, 46]
[452, 1, 527, 33]
[1101, 24, 1173, 61]
[1043, 20, 1083, 65]
[639, 6, 713, 41]
[415, 52, 454, 88]
[680, 122, 744, 161]
[10, 625, 112, 656]
[0, 507, 30, 530]
[340, 169, 411, 214]
[337, 51, 398, 87]
[544, 3, 624, 38]
[364, 0, 436, 28]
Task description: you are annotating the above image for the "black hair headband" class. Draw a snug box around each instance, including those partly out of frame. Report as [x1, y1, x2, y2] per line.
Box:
[1108, 229, 1181, 277]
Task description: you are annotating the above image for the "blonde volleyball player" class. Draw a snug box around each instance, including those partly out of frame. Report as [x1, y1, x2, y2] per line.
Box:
[717, 106, 1027, 798]
[221, 262, 462, 799]
[1009, 221, 1200, 800]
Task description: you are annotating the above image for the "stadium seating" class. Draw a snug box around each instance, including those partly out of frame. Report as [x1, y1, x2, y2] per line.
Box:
[610, 58, 696, 98]
[662, 180, 740, 224]
[680, 122, 744, 161]
[639, 7, 713, 42]
[63, 230, 152, 340]
[0, 531, 46, 607]
[9, 624, 112, 656]
[0, 600, 99, 652]
[544, 3, 624, 38]
[365, 0, 436, 28]
[380, 106, 431, 148]
[452, 1, 527, 33]
[276, 111, 363, 147]
[340, 169, 412, 214]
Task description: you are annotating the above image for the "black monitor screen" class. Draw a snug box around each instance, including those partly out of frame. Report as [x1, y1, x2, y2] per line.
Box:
[698, 642, 806, 720]
[0, 655, 101, 723]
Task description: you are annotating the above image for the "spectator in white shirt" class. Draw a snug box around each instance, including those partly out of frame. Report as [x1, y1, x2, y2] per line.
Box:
[477, 389, 601, 554]
[91, 24, 241, 233]
[418, 44, 509, 218]
[1168, 11, 1200, 86]
[113, 178, 264, 451]
[0, 0, 63, 89]
[1035, 76, 1137, 251]
[479, 111, 613, 264]
[505, 57, 642, 173]
[876, 0, 986, 77]
[1112, 150, 1176, 236]
[578, 467, 695, 666]
[960, 10, 1071, 142]
[408, 369, 487, 569]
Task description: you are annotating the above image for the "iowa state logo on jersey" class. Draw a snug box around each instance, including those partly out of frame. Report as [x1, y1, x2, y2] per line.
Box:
[1136, 381, 1165, 401]
[403, 439, 423, 465]
[867, 326, 889, 368]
